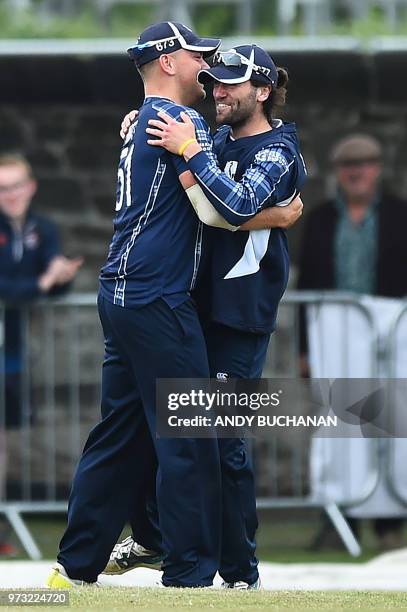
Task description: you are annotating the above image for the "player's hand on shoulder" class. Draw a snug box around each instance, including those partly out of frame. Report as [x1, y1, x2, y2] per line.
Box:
[120, 109, 139, 140]
[146, 111, 198, 156]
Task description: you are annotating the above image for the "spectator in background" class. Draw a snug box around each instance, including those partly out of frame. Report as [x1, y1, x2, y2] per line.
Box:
[298, 133, 407, 300]
[298, 134, 407, 549]
[0, 153, 82, 556]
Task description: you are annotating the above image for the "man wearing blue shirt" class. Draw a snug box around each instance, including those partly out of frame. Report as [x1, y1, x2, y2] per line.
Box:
[0, 153, 82, 555]
[107, 43, 306, 590]
[0, 153, 83, 427]
[48, 22, 226, 590]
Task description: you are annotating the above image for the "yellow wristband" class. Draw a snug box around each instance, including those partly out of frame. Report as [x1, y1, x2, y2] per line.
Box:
[178, 138, 197, 156]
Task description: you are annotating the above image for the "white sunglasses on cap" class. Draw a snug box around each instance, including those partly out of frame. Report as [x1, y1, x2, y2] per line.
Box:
[213, 49, 272, 80]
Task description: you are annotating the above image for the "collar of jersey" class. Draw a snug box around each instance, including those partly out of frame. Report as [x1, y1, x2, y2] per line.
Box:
[222, 118, 285, 143]
[144, 95, 175, 103]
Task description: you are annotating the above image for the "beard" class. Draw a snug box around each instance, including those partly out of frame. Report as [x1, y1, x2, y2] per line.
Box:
[183, 80, 207, 107]
[215, 87, 257, 127]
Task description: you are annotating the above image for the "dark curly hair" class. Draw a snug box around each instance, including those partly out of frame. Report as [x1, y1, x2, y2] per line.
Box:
[252, 67, 289, 124]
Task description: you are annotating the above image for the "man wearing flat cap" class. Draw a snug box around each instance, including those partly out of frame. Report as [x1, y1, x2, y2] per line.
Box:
[298, 133, 407, 299]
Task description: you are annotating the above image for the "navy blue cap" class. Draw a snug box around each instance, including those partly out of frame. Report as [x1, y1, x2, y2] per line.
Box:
[198, 44, 278, 87]
[127, 22, 221, 67]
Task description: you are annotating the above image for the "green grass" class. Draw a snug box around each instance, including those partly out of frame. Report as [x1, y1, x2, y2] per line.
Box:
[2, 511, 407, 610]
[1, 588, 407, 611]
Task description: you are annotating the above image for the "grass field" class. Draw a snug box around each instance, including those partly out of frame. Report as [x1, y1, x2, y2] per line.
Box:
[2, 510, 406, 611]
[1, 588, 407, 612]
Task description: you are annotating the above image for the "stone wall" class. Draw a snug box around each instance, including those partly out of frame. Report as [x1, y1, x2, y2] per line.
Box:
[1, 49, 407, 289]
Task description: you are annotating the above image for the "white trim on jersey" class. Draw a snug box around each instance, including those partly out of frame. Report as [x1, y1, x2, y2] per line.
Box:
[114, 159, 167, 306]
[223, 189, 296, 279]
[190, 220, 204, 291]
[275, 189, 297, 207]
[224, 228, 271, 279]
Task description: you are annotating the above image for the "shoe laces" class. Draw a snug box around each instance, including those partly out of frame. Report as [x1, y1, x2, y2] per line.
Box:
[113, 536, 135, 560]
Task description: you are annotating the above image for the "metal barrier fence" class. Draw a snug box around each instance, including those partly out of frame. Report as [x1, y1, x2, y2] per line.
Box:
[1, 292, 407, 559]
[256, 292, 377, 557]
[0, 294, 102, 559]
[387, 303, 407, 509]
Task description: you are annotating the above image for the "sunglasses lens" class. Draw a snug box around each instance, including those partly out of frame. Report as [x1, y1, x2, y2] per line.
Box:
[223, 53, 241, 66]
[215, 52, 242, 67]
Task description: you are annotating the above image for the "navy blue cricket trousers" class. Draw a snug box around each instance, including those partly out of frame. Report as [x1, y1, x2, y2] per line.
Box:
[131, 320, 270, 585]
[205, 321, 270, 585]
[58, 296, 221, 587]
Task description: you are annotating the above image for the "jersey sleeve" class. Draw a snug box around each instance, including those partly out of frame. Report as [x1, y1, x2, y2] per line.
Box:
[186, 145, 298, 226]
[152, 103, 218, 177]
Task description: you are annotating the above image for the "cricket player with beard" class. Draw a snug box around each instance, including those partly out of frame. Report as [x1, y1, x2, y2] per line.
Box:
[106, 43, 306, 590]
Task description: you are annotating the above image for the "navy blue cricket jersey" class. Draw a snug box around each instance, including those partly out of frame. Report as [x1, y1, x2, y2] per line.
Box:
[99, 96, 216, 309]
[193, 120, 307, 333]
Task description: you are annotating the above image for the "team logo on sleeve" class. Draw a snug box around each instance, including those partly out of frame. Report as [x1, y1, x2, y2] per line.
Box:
[224, 161, 238, 179]
[256, 148, 288, 169]
[216, 372, 229, 382]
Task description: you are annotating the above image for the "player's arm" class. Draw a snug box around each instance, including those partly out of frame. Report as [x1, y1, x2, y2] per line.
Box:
[147, 111, 297, 226]
[118, 103, 230, 230]
[178, 171, 239, 230]
[167, 107, 246, 229]
[240, 194, 303, 230]
[179, 170, 303, 230]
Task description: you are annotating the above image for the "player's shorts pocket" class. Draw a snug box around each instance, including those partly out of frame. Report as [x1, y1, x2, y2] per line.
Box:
[169, 305, 190, 340]
[169, 299, 200, 341]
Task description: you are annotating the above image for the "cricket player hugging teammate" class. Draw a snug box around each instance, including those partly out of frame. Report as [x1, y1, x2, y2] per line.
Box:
[47, 21, 306, 591]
